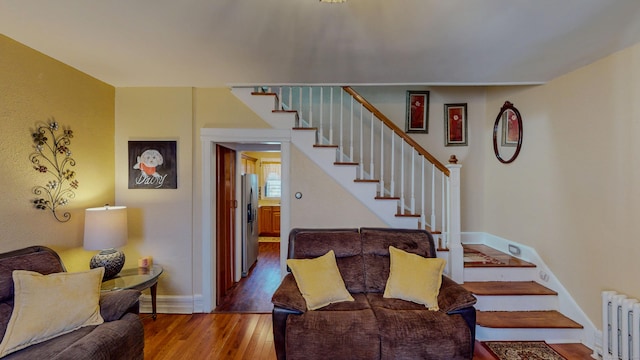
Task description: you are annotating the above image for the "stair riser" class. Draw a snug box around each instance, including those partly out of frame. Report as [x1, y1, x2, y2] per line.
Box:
[464, 267, 536, 282]
[476, 327, 582, 344]
[474, 295, 558, 311]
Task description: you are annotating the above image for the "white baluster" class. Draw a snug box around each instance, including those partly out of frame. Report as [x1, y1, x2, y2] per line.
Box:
[339, 89, 344, 162]
[309, 87, 313, 128]
[329, 87, 334, 145]
[319, 87, 324, 143]
[349, 97, 354, 162]
[431, 164, 436, 232]
[278, 87, 283, 110]
[390, 133, 395, 197]
[359, 103, 364, 179]
[379, 124, 385, 197]
[410, 150, 415, 215]
[370, 111, 375, 180]
[442, 172, 446, 243]
[287, 86, 292, 109]
[420, 156, 425, 228]
[400, 140, 405, 213]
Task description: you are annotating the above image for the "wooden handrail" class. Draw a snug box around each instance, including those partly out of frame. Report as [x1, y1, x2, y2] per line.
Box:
[343, 86, 450, 176]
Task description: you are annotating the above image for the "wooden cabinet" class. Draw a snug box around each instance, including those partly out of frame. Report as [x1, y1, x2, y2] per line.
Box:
[259, 206, 280, 236]
[241, 154, 257, 175]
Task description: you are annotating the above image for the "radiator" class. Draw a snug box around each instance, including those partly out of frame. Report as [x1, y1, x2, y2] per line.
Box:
[602, 291, 640, 360]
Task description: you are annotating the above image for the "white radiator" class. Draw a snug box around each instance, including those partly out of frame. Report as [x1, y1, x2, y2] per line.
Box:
[601, 291, 640, 360]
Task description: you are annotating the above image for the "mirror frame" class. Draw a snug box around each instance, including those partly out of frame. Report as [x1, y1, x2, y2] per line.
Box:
[493, 101, 523, 164]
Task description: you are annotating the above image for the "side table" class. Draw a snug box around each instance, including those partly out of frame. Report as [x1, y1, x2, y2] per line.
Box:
[101, 265, 163, 320]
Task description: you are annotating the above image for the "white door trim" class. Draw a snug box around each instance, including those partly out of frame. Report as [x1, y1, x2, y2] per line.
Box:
[200, 128, 291, 312]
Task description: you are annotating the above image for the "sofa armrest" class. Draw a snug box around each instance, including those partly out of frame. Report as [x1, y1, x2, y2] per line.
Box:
[438, 276, 477, 314]
[100, 290, 141, 322]
[271, 273, 307, 313]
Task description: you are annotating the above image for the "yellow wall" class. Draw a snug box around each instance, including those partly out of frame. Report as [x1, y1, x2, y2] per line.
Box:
[484, 42, 640, 327]
[0, 35, 115, 270]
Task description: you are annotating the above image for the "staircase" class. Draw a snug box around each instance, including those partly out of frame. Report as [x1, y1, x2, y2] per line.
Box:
[462, 244, 584, 343]
[230, 86, 589, 345]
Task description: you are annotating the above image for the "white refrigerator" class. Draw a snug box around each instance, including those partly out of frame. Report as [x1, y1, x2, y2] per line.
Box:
[241, 174, 259, 277]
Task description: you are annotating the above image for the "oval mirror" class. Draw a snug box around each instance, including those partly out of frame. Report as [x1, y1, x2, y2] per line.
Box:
[493, 101, 523, 164]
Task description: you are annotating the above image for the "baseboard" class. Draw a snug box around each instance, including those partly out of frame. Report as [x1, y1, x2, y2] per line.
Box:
[139, 294, 195, 314]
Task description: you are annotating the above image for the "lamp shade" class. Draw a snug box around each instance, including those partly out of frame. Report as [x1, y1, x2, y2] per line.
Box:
[83, 206, 127, 250]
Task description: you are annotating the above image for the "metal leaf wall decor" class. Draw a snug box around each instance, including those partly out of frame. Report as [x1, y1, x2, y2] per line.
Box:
[30, 119, 78, 222]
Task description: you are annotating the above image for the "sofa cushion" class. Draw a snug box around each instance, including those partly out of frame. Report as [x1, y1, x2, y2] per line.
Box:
[288, 229, 365, 293]
[0, 268, 104, 358]
[0, 251, 64, 303]
[285, 309, 380, 360]
[287, 250, 354, 310]
[99, 290, 141, 322]
[361, 228, 436, 292]
[383, 246, 445, 310]
[371, 306, 473, 360]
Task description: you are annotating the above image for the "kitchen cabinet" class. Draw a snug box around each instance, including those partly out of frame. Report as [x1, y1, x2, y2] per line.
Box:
[259, 206, 280, 236]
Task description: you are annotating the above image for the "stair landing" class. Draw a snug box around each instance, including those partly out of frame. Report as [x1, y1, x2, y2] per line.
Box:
[463, 244, 535, 268]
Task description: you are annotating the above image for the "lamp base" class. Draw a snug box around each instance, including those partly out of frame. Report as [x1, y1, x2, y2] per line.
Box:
[90, 249, 125, 280]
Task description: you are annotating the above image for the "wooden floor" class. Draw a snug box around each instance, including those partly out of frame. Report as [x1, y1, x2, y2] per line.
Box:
[142, 314, 594, 359]
[143, 242, 593, 359]
[215, 242, 280, 313]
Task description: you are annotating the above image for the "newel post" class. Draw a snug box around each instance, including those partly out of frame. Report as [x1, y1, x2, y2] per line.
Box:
[446, 155, 463, 283]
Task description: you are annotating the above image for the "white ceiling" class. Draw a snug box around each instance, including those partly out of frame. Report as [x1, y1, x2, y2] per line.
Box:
[2, 0, 640, 87]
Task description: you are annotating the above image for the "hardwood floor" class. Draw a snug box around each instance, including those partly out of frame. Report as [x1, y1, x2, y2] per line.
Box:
[143, 314, 594, 359]
[144, 242, 594, 359]
[215, 242, 280, 313]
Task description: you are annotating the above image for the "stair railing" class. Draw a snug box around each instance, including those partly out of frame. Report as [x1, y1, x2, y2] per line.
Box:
[256, 85, 463, 282]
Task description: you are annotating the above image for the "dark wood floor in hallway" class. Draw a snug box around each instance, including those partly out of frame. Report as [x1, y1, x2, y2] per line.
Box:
[215, 242, 280, 313]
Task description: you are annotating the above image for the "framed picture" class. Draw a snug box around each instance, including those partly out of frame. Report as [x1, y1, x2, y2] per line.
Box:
[128, 140, 177, 189]
[406, 91, 429, 133]
[444, 103, 468, 146]
[501, 109, 520, 147]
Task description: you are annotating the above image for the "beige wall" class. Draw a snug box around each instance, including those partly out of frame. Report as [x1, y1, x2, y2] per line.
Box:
[0, 35, 115, 270]
[484, 42, 640, 328]
[352, 86, 487, 231]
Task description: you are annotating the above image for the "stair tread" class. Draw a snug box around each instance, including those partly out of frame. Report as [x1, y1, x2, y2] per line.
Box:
[463, 281, 557, 296]
[354, 179, 379, 183]
[334, 162, 359, 166]
[463, 244, 536, 268]
[476, 310, 583, 329]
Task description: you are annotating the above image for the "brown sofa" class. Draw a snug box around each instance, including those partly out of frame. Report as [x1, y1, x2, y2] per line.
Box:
[271, 228, 477, 360]
[0, 246, 144, 359]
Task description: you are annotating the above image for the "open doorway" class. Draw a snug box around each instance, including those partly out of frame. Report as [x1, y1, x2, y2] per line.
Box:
[200, 128, 291, 313]
[215, 150, 282, 313]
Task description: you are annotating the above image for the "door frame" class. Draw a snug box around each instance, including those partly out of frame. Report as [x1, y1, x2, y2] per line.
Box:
[201, 128, 291, 313]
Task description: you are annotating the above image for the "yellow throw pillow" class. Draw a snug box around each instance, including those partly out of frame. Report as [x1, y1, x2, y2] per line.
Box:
[0, 267, 105, 357]
[286, 250, 354, 310]
[383, 246, 445, 310]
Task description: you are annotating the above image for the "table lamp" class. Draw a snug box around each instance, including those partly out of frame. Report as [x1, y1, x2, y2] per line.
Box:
[83, 205, 128, 280]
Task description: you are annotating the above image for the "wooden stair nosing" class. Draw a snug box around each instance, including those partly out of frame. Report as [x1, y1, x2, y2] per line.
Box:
[395, 213, 420, 218]
[334, 162, 359, 166]
[251, 92, 277, 96]
[354, 179, 379, 183]
[272, 109, 297, 113]
[313, 144, 339, 148]
[476, 310, 583, 329]
[292, 127, 317, 131]
[375, 196, 400, 200]
[462, 281, 557, 296]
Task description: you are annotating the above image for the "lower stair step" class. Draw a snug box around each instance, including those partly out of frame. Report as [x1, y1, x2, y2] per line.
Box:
[463, 281, 557, 296]
[476, 310, 583, 329]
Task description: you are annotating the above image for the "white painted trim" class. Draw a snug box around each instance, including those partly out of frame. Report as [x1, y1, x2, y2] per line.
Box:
[139, 294, 195, 314]
[200, 128, 291, 313]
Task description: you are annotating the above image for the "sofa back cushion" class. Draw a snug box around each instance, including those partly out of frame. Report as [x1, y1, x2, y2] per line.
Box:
[288, 228, 365, 293]
[0, 249, 65, 303]
[360, 228, 437, 293]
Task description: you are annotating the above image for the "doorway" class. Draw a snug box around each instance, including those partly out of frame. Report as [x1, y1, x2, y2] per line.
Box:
[200, 128, 291, 313]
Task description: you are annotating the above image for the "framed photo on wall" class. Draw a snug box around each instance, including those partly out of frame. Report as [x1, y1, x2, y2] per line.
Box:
[444, 103, 468, 146]
[128, 140, 178, 189]
[406, 91, 429, 133]
[501, 109, 520, 147]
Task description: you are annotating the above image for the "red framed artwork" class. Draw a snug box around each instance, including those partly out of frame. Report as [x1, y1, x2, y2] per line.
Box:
[444, 103, 467, 146]
[501, 109, 520, 147]
[406, 91, 429, 133]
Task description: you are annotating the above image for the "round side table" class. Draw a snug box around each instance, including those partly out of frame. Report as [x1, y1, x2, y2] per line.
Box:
[101, 265, 163, 319]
